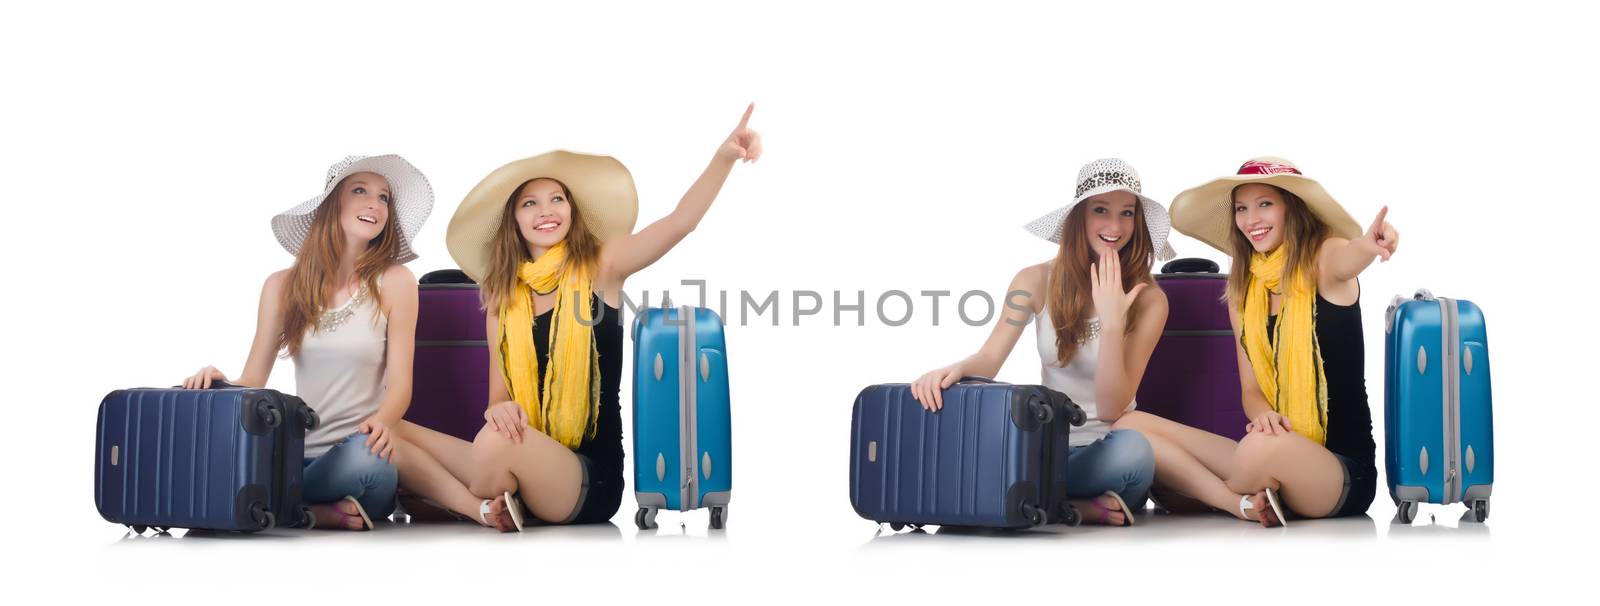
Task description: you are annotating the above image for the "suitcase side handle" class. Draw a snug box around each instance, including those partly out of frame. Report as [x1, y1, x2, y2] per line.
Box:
[1386, 289, 1438, 333]
[956, 376, 1000, 384]
[1160, 258, 1221, 274]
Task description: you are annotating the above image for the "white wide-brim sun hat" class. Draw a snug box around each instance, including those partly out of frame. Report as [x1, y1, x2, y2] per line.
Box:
[1023, 157, 1177, 260]
[446, 150, 639, 283]
[270, 154, 434, 264]
[1169, 156, 1361, 253]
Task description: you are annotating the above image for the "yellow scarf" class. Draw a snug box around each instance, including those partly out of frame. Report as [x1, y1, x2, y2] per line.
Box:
[1240, 247, 1328, 445]
[497, 242, 600, 449]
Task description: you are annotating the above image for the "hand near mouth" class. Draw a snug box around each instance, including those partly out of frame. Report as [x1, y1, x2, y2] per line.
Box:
[1089, 245, 1148, 332]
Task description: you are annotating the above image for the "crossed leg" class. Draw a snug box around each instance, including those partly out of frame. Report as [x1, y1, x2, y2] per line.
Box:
[1113, 411, 1346, 521]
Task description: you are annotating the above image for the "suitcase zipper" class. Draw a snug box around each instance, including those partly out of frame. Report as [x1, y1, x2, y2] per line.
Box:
[1439, 297, 1460, 504]
[681, 306, 700, 511]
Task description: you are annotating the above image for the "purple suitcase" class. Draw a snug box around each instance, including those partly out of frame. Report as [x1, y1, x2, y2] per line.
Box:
[1135, 259, 1248, 441]
[405, 269, 490, 442]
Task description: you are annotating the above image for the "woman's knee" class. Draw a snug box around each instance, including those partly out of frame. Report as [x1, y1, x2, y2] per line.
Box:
[1110, 411, 1152, 432]
[1227, 432, 1284, 491]
[340, 435, 398, 477]
[466, 432, 518, 497]
[1100, 430, 1155, 474]
[304, 435, 398, 503]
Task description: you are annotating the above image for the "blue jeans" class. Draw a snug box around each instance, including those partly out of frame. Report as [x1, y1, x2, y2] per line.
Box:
[302, 433, 398, 519]
[1066, 429, 1154, 508]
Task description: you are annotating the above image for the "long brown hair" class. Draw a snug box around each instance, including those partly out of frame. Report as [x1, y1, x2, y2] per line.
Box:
[1047, 200, 1157, 366]
[279, 176, 400, 356]
[1224, 184, 1329, 306]
[480, 179, 603, 313]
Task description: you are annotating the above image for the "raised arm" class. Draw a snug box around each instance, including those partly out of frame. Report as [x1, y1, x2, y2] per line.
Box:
[1089, 248, 1167, 421]
[910, 264, 1046, 411]
[598, 104, 762, 285]
[182, 270, 287, 389]
[1321, 206, 1399, 284]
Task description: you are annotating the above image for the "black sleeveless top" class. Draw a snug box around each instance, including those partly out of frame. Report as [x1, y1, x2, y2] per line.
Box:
[531, 294, 625, 522]
[1266, 293, 1377, 477]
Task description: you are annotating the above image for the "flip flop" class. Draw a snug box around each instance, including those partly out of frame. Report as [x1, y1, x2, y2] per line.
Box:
[306, 497, 373, 530]
[479, 492, 525, 533]
[1078, 491, 1136, 527]
[1239, 489, 1289, 528]
[340, 496, 374, 530]
[1262, 487, 1289, 527]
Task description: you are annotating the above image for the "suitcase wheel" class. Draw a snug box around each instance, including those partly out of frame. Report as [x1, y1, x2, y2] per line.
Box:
[249, 503, 276, 530]
[1066, 406, 1087, 427]
[1471, 500, 1490, 523]
[300, 404, 320, 431]
[1022, 503, 1046, 527]
[634, 507, 659, 530]
[889, 522, 904, 532]
[1032, 401, 1054, 425]
[1058, 503, 1082, 527]
[1395, 500, 1418, 525]
[256, 402, 283, 430]
[709, 506, 727, 530]
[129, 525, 147, 535]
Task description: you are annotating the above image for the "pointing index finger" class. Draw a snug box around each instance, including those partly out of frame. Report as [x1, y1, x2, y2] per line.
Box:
[736, 102, 754, 130]
[1369, 206, 1389, 236]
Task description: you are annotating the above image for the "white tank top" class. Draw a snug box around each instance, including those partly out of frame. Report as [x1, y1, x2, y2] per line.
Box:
[1035, 306, 1136, 447]
[293, 280, 388, 457]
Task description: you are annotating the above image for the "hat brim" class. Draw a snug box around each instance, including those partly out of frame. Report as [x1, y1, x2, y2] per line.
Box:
[1023, 186, 1177, 261]
[271, 155, 434, 264]
[446, 150, 639, 283]
[1169, 173, 1362, 254]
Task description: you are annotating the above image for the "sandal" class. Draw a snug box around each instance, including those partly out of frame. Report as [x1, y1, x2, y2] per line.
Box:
[479, 491, 525, 533]
[1239, 488, 1289, 528]
[1078, 491, 1136, 527]
[306, 496, 373, 531]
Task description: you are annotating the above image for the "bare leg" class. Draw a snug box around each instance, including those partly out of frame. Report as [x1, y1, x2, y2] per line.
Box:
[1113, 412, 1254, 520]
[1227, 432, 1347, 518]
[468, 426, 585, 524]
[1141, 433, 1254, 520]
[391, 421, 499, 524]
[1112, 412, 1240, 478]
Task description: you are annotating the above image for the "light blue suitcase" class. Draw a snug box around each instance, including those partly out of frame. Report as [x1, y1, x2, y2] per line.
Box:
[631, 306, 732, 529]
[1384, 289, 1494, 523]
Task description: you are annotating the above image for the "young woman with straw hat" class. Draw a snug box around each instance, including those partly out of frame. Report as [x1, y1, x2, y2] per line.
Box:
[181, 155, 434, 530]
[1114, 157, 1398, 527]
[391, 105, 762, 531]
[910, 158, 1173, 527]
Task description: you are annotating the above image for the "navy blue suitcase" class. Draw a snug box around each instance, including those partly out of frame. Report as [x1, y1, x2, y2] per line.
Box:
[850, 378, 1086, 530]
[95, 385, 319, 533]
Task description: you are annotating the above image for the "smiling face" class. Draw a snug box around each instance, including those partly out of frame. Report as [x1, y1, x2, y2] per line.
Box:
[1081, 190, 1140, 256]
[513, 178, 573, 254]
[1232, 183, 1288, 253]
[336, 171, 392, 243]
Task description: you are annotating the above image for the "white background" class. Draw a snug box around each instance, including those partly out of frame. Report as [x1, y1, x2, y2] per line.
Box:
[3, 0, 1595, 602]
